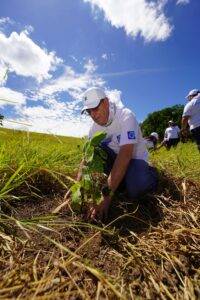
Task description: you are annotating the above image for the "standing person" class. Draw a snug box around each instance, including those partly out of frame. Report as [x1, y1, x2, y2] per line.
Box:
[182, 89, 200, 152]
[81, 87, 158, 220]
[164, 121, 180, 150]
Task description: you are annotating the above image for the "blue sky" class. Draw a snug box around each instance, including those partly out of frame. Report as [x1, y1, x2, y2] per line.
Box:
[0, 0, 199, 136]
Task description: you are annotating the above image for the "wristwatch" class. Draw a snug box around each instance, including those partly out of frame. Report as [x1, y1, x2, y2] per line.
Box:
[101, 185, 114, 197]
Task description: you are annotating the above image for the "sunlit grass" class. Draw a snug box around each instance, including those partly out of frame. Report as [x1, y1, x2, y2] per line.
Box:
[0, 128, 199, 299]
[150, 142, 200, 182]
[0, 128, 84, 203]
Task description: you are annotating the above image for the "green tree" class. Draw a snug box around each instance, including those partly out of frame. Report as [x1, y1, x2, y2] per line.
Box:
[141, 105, 184, 139]
[0, 114, 4, 126]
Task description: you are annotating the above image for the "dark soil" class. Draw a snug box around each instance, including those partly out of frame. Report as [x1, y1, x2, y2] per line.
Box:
[0, 173, 199, 299]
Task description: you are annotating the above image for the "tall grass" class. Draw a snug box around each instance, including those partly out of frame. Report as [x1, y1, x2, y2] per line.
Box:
[151, 142, 200, 183]
[0, 128, 199, 299]
[0, 128, 83, 202]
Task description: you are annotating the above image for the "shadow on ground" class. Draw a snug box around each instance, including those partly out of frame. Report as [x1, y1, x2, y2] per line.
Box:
[105, 170, 184, 236]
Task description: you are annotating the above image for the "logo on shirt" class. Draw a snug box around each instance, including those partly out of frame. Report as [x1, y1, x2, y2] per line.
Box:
[117, 135, 121, 143]
[127, 131, 135, 140]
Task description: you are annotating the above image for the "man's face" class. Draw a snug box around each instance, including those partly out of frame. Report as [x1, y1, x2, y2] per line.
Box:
[87, 98, 109, 126]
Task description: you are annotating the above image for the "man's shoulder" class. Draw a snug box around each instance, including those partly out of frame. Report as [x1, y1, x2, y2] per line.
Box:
[116, 105, 135, 120]
[185, 98, 198, 108]
[183, 101, 192, 112]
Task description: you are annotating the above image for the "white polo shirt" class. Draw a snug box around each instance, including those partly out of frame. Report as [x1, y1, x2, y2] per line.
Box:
[182, 94, 200, 130]
[164, 126, 180, 140]
[89, 102, 148, 161]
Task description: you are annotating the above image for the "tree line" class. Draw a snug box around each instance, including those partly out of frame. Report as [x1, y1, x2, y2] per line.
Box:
[141, 105, 184, 139]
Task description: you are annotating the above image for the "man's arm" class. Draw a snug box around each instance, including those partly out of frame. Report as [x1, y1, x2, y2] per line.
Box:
[181, 116, 189, 131]
[88, 143, 133, 220]
[107, 144, 133, 192]
[164, 129, 168, 139]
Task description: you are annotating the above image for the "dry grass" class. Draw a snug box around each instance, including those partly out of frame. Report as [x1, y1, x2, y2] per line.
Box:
[0, 129, 199, 299]
[0, 176, 199, 299]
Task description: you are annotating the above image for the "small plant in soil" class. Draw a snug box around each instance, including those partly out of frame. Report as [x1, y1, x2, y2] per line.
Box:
[70, 131, 108, 212]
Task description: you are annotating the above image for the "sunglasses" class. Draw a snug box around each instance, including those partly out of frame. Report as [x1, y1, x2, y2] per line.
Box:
[85, 99, 104, 115]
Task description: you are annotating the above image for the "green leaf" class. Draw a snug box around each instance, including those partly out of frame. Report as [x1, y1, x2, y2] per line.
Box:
[87, 159, 104, 173]
[90, 131, 107, 147]
[93, 192, 102, 205]
[70, 183, 82, 212]
[81, 174, 92, 191]
[83, 140, 91, 154]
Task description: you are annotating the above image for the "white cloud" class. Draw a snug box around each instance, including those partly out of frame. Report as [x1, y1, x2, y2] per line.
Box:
[15, 98, 92, 137]
[0, 30, 62, 82]
[102, 53, 108, 60]
[84, 0, 173, 42]
[15, 87, 124, 137]
[0, 17, 13, 26]
[0, 19, 124, 137]
[176, 0, 190, 5]
[0, 87, 26, 106]
[106, 88, 123, 107]
[39, 61, 105, 100]
[0, 63, 8, 86]
[84, 59, 97, 73]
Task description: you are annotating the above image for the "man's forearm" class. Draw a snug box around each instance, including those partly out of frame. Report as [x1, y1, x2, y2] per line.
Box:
[107, 146, 133, 192]
[181, 116, 189, 130]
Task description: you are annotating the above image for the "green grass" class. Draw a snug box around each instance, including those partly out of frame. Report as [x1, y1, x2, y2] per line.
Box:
[0, 128, 199, 203]
[0, 128, 199, 299]
[0, 128, 83, 172]
[0, 128, 84, 203]
[150, 142, 200, 183]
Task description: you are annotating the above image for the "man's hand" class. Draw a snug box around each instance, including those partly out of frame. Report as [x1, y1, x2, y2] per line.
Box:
[87, 195, 112, 221]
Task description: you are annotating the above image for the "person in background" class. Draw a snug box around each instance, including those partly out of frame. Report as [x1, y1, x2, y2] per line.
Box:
[181, 89, 200, 152]
[164, 120, 180, 150]
[145, 132, 159, 151]
[81, 87, 158, 220]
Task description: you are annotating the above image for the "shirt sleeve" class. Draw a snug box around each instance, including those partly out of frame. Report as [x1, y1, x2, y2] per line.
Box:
[182, 102, 193, 117]
[119, 111, 139, 146]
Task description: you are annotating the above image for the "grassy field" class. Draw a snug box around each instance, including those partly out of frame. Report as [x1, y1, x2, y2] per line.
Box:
[0, 128, 199, 299]
[151, 142, 200, 183]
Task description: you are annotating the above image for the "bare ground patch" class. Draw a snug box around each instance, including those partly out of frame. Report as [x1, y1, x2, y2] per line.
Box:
[0, 174, 199, 299]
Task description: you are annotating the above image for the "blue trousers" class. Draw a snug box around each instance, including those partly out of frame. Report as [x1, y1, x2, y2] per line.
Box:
[100, 145, 158, 198]
[191, 126, 200, 151]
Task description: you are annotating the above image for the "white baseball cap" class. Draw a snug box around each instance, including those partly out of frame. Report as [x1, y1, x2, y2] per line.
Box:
[150, 132, 159, 140]
[185, 89, 199, 99]
[81, 87, 106, 114]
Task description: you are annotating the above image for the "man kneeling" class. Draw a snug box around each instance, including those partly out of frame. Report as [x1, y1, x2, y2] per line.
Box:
[81, 87, 158, 220]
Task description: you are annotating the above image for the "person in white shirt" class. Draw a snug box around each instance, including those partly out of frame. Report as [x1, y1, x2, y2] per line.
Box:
[164, 121, 180, 150]
[182, 89, 200, 152]
[145, 132, 159, 150]
[81, 87, 158, 220]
